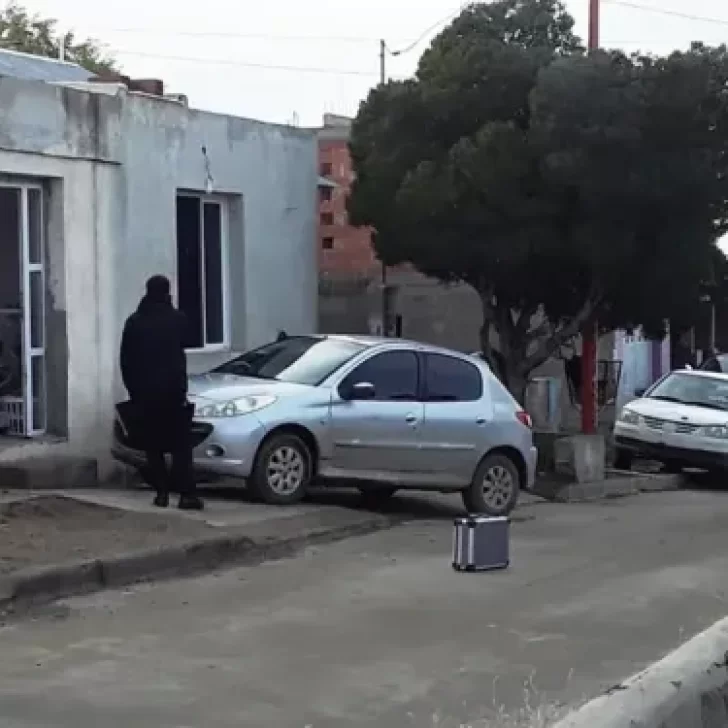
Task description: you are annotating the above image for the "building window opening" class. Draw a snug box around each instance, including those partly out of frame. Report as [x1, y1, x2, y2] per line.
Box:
[175, 194, 228, 350]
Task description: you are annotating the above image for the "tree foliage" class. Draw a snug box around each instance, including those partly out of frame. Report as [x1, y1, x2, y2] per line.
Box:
[348, 0, 728, 399]
[0, 2, 117, 75]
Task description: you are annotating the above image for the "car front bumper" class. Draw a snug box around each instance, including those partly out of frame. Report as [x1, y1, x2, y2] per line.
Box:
[112, 414, 268, 479]
[614, 422, 728, 470]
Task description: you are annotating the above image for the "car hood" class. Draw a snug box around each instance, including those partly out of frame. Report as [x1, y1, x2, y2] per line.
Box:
[626, 397, 728, 425]
[188, 373, 310, 402]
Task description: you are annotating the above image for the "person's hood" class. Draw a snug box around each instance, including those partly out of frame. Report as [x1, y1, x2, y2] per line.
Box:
[187, 372, 310, 403]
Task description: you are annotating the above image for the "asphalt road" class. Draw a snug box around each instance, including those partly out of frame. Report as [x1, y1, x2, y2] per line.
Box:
[1, 489, 728, 727]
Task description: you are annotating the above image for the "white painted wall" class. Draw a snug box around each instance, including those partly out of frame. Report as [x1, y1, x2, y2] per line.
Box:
[0, 78, 318, 474]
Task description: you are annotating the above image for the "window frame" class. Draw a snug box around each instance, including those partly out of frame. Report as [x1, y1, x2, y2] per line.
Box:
[319, 187, 333, 203]
[175, 191, 231, 354]
[321, 236, 335, 250]
[422, 352, 483, 403]
[337, 349, 421, 402]
[320, 211, 334, 226]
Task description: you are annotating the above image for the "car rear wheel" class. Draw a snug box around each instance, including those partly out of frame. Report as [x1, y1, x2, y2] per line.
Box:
[462, 453, 520, 517]
[613, 448, 633, 471]
[249, 433, 312, 505]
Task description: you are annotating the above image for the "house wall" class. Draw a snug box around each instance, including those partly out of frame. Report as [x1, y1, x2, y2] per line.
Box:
[114, 91, 318, 394]
[0, 77, 317, 472]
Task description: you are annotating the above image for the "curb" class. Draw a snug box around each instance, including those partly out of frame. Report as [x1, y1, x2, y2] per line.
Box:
[0, 511, 401, 615]
[532, 471, 682, 503]
[553, 616, 728, 728]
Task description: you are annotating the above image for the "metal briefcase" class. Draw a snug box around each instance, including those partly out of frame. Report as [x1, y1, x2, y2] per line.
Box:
[452, 516, 510, 572]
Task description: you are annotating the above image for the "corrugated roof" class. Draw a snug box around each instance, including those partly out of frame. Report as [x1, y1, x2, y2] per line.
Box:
[0, 48, 95, 83]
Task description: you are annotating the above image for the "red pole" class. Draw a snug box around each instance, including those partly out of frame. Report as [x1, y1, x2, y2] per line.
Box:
[581, 0, 600, 435]
[588, 0, 600, 53]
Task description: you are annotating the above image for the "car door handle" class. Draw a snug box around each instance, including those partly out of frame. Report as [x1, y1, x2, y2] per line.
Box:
[476, 417, 487, 425]
[405, 413, 418, 424]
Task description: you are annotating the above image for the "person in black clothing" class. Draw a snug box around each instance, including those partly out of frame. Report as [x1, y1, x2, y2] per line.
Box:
[120, 275, 203, 510]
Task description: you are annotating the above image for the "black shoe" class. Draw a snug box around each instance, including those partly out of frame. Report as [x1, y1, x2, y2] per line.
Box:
[153, 493, 169, 508]
[178, 495, 204, 511]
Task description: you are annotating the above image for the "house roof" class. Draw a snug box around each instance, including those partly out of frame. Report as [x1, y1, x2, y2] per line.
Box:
[0, 48, 95, 83]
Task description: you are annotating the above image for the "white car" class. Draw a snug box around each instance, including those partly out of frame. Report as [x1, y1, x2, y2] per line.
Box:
[614, 369, 728, 474]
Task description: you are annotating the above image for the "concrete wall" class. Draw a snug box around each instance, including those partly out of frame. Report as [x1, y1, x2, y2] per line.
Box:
[0, 77, 317, 471]
[555, 615, 728, 728]
[114, 90, 318, 386]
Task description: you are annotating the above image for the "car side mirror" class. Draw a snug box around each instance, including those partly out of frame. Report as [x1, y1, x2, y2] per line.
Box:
[347, 381, 376, 401]
[634, 387, 646, 398]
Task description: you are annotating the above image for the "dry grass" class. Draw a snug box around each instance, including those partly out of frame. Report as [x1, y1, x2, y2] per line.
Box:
[421, 670, 579, 727]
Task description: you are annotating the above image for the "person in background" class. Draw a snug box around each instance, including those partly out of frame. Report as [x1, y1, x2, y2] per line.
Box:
[120, 275, 204, 511]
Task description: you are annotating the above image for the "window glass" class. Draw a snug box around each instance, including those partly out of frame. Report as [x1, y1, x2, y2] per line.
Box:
[214, 337, 365, 386]
[424, 353, 482, 402]
[341, 351, 418, 401]
[648, 372, 728, 410]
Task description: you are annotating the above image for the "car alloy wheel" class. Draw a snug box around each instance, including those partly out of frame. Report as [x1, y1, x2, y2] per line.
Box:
[250, 432, 313, 505]
[266, 445, 306, 496]
[462, 453, 520, 517]
[481, 464, 514, 512]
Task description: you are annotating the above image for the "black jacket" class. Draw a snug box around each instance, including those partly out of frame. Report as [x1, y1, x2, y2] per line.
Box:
[120, 296, 189, 405]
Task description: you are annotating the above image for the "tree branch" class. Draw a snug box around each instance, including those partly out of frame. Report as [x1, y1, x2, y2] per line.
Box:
[518, 289, 602, 375]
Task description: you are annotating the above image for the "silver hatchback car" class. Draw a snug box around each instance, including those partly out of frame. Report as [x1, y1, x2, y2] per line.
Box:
[113, 335, 537, 516]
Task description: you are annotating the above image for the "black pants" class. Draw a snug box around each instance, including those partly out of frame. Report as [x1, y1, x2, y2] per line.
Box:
[146, 446, 194, 497]
[140, 401, 196, 498]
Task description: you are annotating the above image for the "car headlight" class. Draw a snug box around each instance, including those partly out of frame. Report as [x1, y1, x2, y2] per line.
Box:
[617, 408, 640, 425]
[701, 425, 728, 439]
[195, 395, 277, 418]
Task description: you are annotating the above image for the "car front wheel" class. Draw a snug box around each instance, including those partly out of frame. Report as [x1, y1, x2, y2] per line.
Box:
[249, 433, 312, 505]
[462, 453, 520, 517]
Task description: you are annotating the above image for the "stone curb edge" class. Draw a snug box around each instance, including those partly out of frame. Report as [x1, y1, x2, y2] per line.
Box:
[0, 512, 401, 614]
[552, 616, 728, 728]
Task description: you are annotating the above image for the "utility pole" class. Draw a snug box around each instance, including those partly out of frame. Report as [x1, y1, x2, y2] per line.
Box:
[581, 0, 600, 435]
[379, 39, 390, 336]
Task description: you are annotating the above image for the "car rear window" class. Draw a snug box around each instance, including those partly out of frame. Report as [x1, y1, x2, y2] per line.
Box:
[424, 353, 482, 402]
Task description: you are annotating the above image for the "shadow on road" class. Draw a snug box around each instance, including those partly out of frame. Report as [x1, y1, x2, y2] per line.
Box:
[198, 482, 537, 522]
[680, 470, 728, 493]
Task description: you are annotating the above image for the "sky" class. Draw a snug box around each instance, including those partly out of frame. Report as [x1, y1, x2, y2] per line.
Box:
[15, 0, 728, 127]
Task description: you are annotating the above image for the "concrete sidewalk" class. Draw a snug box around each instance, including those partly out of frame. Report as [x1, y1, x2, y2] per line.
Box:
[0, 489, 727, 727]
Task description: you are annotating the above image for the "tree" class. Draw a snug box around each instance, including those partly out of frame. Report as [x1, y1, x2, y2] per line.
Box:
[348, 0, 728, 402]
[0, 2, 117, 75]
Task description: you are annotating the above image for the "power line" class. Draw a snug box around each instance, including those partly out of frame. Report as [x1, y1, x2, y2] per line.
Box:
[110, 47, 382, 77]
[87, 27, 402, 45]
[603, 0, 728, 27]
[388, 1, 469, 56]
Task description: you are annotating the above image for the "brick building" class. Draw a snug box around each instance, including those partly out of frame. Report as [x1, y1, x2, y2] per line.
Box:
[316, 114, 378, 277]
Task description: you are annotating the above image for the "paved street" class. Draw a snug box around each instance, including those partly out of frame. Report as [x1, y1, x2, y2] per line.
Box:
[1, 489, 728, 727]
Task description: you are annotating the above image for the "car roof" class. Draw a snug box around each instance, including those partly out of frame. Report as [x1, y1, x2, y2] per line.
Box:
[324, 334, 476, 358]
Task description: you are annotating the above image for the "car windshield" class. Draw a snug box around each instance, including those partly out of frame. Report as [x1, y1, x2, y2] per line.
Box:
[647, 372, 728, 411]
[212, 336, 366, 386]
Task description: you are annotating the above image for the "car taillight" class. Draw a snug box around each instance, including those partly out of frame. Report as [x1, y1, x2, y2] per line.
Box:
[516, 410, 532, 428]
